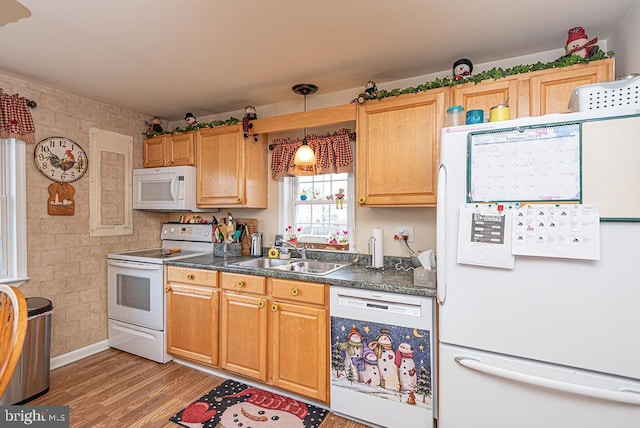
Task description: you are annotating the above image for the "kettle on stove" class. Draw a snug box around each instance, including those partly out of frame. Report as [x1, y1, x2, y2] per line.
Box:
[250, 232, 263, 257]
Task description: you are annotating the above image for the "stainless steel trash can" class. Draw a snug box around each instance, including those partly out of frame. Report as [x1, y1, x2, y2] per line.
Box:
[0, 297, 53, 405]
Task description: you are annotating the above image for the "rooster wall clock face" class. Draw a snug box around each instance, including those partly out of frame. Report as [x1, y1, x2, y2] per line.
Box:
[34, 137, 88, 183]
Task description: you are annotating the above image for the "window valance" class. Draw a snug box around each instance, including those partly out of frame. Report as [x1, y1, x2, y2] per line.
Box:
[270, 128, 354, 178]
[0, 89, 35, 143]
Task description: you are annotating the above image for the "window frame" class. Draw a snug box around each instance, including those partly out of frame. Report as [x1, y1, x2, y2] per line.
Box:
[279, 172, 356, 253]
[0, 138, 28, 285]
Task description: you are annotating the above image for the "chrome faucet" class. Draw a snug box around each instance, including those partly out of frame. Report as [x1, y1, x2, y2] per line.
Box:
[276, 240, 307, 259]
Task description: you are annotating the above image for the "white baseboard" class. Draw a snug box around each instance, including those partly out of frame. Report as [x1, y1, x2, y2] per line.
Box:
[50, 340, 110, 370]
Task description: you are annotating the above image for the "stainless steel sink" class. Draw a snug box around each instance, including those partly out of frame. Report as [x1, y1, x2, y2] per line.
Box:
[233, 258, 296, 269]
[233, 258, 351, 276]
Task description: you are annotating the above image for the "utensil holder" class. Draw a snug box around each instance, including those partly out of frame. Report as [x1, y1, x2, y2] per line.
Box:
[214, 243, 242, 258]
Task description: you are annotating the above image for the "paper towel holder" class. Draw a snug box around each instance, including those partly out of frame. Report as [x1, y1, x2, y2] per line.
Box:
[366, 235, 385, 271]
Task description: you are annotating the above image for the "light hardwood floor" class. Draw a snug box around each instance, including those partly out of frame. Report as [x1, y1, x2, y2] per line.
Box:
[30, 349, 370, 428]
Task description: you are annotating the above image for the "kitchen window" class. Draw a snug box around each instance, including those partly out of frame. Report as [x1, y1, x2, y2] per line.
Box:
[0, 138, 27, 284]
[281, 173, 355, 252]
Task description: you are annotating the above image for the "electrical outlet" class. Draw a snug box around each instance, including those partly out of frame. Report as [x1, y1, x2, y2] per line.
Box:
[396, 226, 414, 243]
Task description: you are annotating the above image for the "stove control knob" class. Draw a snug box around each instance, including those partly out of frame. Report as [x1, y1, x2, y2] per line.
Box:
[203, 231, 210, 237]
[163, 229, 168, 235]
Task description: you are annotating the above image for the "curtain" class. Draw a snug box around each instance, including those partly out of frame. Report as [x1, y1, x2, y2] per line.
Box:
[0, 89, 35, 143]
[270, 128, 354, 178]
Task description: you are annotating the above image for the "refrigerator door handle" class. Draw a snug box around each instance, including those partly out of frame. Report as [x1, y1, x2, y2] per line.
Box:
[436, 163, 447, 304]
[455, 357, 640, 406]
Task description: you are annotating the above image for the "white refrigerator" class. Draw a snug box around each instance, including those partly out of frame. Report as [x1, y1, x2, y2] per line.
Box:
[436, 110, 640, 427]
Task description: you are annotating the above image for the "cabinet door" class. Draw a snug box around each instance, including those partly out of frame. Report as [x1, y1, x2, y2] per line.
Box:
[196, 126, 267, 208]
[356, 89, 447, 206]
[452, 77, 521, 119]
[166, 283, 219, 366]
[196, 126, 245, 206]
[168, 133, 196, 166]
[143, 135, 168, 168]
[271, 300, 328, 402]
[220, 291, 268, 381]
[529, 58, 614, 116]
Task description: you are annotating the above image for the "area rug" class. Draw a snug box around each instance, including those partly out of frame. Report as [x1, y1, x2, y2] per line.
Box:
[169, 379, 329, 428]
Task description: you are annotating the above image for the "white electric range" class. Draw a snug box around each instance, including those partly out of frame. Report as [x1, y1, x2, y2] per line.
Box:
[107, 223, 213, 363]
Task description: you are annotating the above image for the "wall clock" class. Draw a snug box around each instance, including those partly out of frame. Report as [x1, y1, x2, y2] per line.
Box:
[34, 136, 88, 183]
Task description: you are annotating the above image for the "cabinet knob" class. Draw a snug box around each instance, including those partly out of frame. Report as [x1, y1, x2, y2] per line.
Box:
[237, 198, 243, 204]
[258, 301, 265, 309]
[290, 288, 299, 296]
[187, 274, 195, 280]
[159, 160, 164, 165]
[237, 280, 245, 288]
[167, 160, 173, 165]
[358, 197, 365, 204]
[271, 304, 278, 312]
[165, 285, 172, 292]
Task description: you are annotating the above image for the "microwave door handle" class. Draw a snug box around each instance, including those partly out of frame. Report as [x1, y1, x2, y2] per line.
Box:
[170, 174, 178, 201]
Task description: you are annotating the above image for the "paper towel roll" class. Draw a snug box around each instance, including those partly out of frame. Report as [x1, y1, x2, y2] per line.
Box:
[371, 228, 384, 268]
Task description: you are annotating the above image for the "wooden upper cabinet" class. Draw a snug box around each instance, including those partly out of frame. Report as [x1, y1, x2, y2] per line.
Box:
[356, 89, 447, 207]
[451, 76, 521, 119]
[143, 133, 195, 168]
[449, 58, 614, 120]
[528, 58, 614, 116]
[196, 125, 268, 208]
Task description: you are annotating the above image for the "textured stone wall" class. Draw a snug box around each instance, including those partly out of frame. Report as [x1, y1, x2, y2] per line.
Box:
[0, 72, 168, 357]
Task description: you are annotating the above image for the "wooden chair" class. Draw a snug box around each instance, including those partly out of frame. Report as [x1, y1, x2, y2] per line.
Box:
[0, 284, 27, 397]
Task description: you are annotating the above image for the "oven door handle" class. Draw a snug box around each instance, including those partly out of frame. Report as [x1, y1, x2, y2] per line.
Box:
[108, 259, 163, 270]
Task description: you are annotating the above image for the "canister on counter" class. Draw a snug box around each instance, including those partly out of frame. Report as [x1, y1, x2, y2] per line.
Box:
[489, 104, 510, 122]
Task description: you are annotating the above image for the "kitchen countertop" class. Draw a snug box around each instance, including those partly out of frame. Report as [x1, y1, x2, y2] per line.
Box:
[165, 254, 436, 298]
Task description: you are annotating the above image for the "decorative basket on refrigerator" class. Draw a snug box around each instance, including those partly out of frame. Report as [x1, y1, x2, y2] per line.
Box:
[568, 75, 640, 112]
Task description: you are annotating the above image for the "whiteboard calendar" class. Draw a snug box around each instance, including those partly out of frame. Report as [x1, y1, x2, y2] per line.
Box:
[467, 123, 581, 203]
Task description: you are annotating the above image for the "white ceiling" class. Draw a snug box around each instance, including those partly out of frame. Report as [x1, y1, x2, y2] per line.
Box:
[0, 0, 637, 121]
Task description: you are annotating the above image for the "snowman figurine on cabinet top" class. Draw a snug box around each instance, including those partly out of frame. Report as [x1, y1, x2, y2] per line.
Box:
[565, 26, 599, 58]
[242, 105, 259, 141]
[453, 58, 473, 81]
[184, 112, 197, 127]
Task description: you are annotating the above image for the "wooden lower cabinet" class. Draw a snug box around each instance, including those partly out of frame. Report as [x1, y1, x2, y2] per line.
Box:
[166, 267, 219, 366]
[271, 299, 327, 401]
[218, 273, 330, 403]
[220, 290, 269, 380]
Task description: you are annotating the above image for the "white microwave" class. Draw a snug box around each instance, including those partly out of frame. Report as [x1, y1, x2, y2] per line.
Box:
[133, 166, 206, 212]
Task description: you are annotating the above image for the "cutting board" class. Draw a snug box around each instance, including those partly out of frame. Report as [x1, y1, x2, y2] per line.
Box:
[218, 217, 257, 256]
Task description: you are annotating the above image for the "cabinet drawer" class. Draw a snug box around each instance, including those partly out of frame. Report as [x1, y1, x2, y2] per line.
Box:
[271, 279, 326, 306]
[167, 267, 218, 287]
[221, 272, 266, 295]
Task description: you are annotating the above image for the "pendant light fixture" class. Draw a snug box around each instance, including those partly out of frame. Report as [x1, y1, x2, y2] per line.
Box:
[292, 83, 318, 166]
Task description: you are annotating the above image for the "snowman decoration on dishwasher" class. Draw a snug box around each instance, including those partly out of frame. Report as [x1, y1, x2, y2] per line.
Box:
[396, 342, 417, 392]
[369, 328, 400, 391]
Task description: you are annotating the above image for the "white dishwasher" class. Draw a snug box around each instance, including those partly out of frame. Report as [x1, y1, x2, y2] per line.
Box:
[330, 286, 436, 428]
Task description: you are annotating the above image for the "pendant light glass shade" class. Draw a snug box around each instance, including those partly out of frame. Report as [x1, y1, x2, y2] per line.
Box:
[291, 84, 318, 167]
[293, 139, 315, 165]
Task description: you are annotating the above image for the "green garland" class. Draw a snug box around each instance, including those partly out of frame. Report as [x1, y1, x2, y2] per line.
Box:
[144, 52, 614, 138]
[143, 116, 240, 138]
[374, 51, 615, 100]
